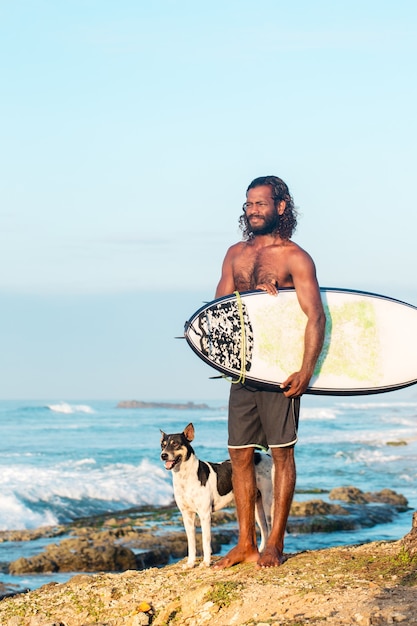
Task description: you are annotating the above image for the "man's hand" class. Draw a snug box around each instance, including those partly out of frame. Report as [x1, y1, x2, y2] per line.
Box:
[256, 283, 279, 296]
[280, 371, 311, 398]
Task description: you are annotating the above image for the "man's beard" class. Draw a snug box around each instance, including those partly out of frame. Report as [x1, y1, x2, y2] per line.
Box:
[246, 211, 280, 236]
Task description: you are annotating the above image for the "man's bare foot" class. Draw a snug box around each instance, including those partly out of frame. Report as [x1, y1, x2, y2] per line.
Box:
[256, 545, 284, 569]
[212, 545, 259, 570]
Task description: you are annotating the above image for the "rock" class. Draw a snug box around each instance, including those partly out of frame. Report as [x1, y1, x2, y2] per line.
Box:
[288, 500, 352, 533]
[329, 486, 370, 503]
[346, 503, 400, 527]
[9, 537, 137, 574]
[0, 581, 28, 601]
[7, 523, 237, 575]
[329, 486, 408, 509]
[290, 500, 349, 516]
[0, 526, 66, 543]
[386, 440, 408, 446]
[367, 488, 408, 509]
[401, 510, 417, 555]
[287, 495, 406, 534]
[288, 516, 358, 533]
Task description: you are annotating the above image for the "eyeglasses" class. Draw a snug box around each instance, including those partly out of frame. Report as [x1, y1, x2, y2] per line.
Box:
[242, 200, 274, 212]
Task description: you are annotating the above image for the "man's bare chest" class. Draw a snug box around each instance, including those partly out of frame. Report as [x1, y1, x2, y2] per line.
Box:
[232, 247, 292, 291]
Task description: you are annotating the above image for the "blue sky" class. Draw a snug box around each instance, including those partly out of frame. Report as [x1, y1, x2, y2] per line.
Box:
[1, 1, 416, 400]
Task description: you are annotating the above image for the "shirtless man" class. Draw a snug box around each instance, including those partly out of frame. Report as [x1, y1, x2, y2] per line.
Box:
[214, 175, 326, 569]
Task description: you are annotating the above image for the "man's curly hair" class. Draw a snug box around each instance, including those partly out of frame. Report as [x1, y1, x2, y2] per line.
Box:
[239, 175, 298, 241]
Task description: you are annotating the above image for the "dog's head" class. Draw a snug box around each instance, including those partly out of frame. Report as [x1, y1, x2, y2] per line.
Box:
[160, 423, 195, 472]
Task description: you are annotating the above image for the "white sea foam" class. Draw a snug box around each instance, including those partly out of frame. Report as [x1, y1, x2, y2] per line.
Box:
[300, 407, 339, 420]
[71, 458, 97, 467]
[399, 473, 417, 483]
[47, 402, 95, 414]
[337, 401, 417, 410]
[335, 448, 401, 465]
[0, 459, 174, 530]
[0, 494, 58, 531]
[380, 415, 417, 427]
[329, 427, 417, 446]
[201, 415, 228, 422]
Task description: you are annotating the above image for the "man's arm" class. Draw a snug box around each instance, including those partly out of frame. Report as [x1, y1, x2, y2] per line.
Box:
[215, 246, 237, 298]
[281, 251, 326, 398]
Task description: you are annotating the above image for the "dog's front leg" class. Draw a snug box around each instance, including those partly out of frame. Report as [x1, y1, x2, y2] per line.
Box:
[255, 496, 269, 552]
[199, 507, 213, 567]
[181, 508, 197, 568]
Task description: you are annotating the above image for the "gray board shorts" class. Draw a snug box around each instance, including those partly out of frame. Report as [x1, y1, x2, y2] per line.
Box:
[228, 382, 300, 450]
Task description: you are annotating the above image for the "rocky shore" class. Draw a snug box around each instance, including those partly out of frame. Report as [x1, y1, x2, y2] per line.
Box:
[0, 487, 409, 580]
[0, 488, 415, 625]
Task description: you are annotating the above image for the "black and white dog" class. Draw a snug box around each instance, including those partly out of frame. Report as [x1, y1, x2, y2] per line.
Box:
[160, 422, 273, 568]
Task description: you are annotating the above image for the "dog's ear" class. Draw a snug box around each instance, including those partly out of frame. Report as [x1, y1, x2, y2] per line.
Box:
[160, 429, 166, 442]
[183, 423, 195, 442]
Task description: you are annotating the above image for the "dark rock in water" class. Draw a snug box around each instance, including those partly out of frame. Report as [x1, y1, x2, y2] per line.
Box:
[329, 486, 408, 510]
[368, 488, 409, 508]
[346, 503, 402, 528]
[329, 486, 369, 504]
[290, 500, 349, 517]
[136, 547, 171, 569]
[287, 502, 402, 534]
[9, 537, 137, 574]
[7, 517, 238, 575]
[0, 581, 28, 601]
[287, 489, 409, 534]
[288, 516, 357, 534]
[0, 526, 66, 543]
[116, 400, 211, 410]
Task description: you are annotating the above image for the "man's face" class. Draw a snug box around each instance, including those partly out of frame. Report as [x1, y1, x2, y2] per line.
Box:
[243, 185, 283, 235]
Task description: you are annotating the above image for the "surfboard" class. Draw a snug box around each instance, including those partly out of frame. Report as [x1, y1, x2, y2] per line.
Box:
[184, 288, 417, 396]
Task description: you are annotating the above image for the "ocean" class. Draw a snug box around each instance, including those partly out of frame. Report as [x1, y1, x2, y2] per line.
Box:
[1, 394, 417, 591]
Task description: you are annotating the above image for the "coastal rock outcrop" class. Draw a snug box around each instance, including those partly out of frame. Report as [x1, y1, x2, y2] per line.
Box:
[4, 487, 409, 579]
[329, 486, 409, 508]
[1, 532, 417, 626]
[9, 536, 137, 574]
[287, 487, 409, 533]
[7, 526, 232, 575]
